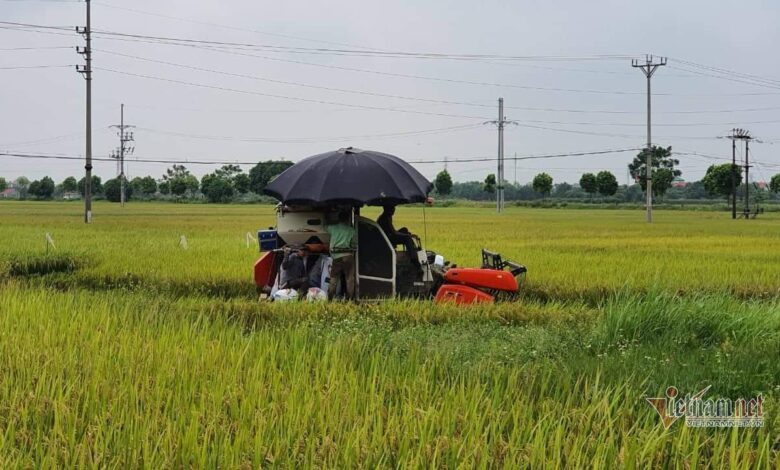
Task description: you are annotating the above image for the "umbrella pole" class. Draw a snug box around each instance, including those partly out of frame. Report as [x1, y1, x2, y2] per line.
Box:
[422, 204, 428, 252]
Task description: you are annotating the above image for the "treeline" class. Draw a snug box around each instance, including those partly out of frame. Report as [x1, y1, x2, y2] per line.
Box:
[3, 147, 780, 204]
[0, 160, 293, 203]
[432, 146, 780, 204]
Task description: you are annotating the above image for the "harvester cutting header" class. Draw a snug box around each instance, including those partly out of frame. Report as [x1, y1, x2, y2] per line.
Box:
[253, 147, 526, 304]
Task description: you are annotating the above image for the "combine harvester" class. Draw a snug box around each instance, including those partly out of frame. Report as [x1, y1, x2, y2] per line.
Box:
[253, 148, 526, 304]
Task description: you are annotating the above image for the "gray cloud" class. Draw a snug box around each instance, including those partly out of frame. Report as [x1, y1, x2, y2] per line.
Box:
[1, 0, 779, 186]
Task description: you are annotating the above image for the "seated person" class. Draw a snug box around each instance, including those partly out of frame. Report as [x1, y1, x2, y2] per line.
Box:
[279, 246, 308, 291]
[377, 205, 420, 267]
[306, 254, 323, 290]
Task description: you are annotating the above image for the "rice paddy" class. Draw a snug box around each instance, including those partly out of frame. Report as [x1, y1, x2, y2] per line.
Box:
[0, 201, 778, 467]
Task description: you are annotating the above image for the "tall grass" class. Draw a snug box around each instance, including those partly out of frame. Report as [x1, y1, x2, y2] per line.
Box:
[0, 201, 778, 466]
[0, 285, 776, 467]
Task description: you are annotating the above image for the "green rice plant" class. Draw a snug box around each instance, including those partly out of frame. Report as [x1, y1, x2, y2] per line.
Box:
[0, 201, 778, 466]
[2, 201, 780, 299]
[3, 252, 87, 277]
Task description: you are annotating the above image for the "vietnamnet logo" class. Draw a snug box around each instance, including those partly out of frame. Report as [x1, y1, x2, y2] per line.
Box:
[646, 386, 764, 429]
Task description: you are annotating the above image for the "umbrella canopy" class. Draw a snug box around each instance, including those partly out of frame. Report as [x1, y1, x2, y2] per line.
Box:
[264, 147, 433, 206]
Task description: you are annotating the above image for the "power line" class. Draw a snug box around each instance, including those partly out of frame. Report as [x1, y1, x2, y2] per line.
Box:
[97, 48, 496, 109]
[119, 100, 780, 117]
[97, 35, 652, 96]
[0, 0, 80, 3]
[0, 46, 74, 50]
[0, 132, 84, 147]
[97, 49, 780, 124]
[0, 64, 74, 69]
[87, 28, 635, 62]
[0, 148, 641, 166]
[0, 21, 74, 31]
[95, 67, 494, 120]
[91, 67, 780, 137]
[670, 57, 780, 87]
[8, 20, 780, 98]
[6, 19, 780, 97]
[412, 148, 643, 165]
[92, 1, 385, 52]
[669, 65, 780, 91]
[0, 25, 77, 40]
[98, 32, 780, 97]
[91, 2, 642, 77]
[135, 123, 485, 143]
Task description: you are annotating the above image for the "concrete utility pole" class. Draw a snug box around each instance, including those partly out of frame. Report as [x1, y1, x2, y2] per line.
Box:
[732, 131, 737, 219]
[485, 98, 516, 213]
[745, 138, 751, 218]
[726, 128, 754, 219]
[110, 104, 135, 207]
[497, 97, 504, 212]
[632, 55, 666, 223]
[76, 0, 92, 223]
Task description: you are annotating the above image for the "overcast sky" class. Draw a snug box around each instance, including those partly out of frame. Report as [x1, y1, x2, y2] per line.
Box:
[2, 0, 780, 185]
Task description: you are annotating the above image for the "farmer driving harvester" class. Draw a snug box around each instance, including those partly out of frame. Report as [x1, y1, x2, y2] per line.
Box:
[378, 205, 420, 268]
[253, 147, 527, 304]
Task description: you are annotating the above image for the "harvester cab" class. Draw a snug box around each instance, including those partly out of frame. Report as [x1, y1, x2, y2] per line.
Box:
[253, 205, 527, 304]
[253, 205, 438, 301]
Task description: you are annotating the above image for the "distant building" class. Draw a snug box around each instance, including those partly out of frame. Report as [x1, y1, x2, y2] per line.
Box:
[0, 187, 18, 199]
[62, 191, 81, 200]
[671, 177, 687, 188]
[755, 181, 768, 190]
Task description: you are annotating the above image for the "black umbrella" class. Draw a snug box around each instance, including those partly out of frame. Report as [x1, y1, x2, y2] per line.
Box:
[264, 147, 433, 206]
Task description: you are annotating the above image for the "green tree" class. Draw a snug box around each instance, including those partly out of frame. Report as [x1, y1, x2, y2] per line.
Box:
[652, 168, 675, 199]
[215, 164, 250, 194]
[434, 170, 453, 196]
[532, 172, 553, 199]
[0, 177, 7, 192]
[78, 176, 102, 196]
[172, 175, 199, 196]
[248, 160, 294, 194]
[770, 174, 780, 194]
[162, 165, 199, 196]
[131, 176, 157, 196]
[158, 180, 171, 195]
[628, 145, 681, 198]
[596, 171, 618, 197]
[103, 178, 134, 202]
[35, 176, 55, 199]
[233, 173, 250, 194]
[15, 177, 30, 199]
[215, 164, 242, 180]
[702, 164, 742, 201]
[60, 176, 78, 193]
[579, 173, 597, 198]
[28, 180, 41, 199]
[483, 173, 496, 195]
[200, 173, 235, 203]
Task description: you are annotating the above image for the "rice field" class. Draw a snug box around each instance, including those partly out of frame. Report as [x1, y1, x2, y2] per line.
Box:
[0, 201, 778, 467]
